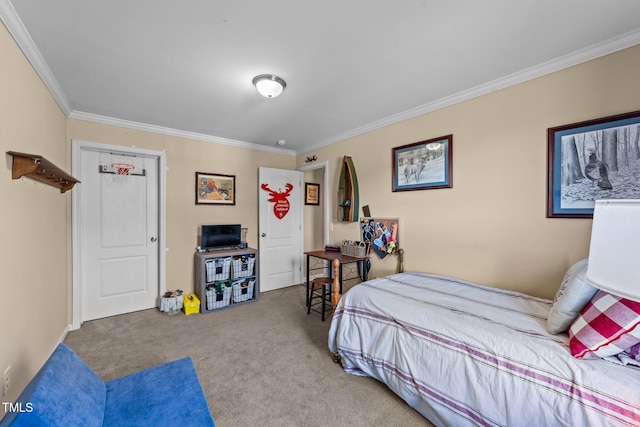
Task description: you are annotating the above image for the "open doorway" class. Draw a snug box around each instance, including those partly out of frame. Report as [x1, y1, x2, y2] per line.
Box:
[298, 161, 329, 284]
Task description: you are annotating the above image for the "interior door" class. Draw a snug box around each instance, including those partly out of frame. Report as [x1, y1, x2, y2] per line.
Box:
[79, 148, 160, 321]
[259, 167, 303, 291]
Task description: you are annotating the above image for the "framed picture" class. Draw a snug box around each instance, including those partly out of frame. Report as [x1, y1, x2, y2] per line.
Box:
[195, 172, 235, 205]
[547, 110, 640, 218]
[305, 182, 320, 205]
[392, 134, 453, 192]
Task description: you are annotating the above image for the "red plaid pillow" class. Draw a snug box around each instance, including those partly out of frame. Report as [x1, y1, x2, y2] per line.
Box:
[569, 290, 640, 359]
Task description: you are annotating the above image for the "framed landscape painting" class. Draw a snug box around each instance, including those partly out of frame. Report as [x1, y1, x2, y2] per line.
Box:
[392, 134, 453, 192]
[547, 111, 640, 218]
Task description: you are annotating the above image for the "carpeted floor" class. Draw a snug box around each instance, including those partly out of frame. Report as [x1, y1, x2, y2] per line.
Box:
[65, 284, 431, 427]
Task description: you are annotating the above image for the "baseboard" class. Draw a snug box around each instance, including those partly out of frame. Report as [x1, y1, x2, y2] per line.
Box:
[58, 325, 70, 345]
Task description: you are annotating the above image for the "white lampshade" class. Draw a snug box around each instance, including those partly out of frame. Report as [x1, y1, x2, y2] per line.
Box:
[586, 199, 640, 301]
[252, 74, 286, 98]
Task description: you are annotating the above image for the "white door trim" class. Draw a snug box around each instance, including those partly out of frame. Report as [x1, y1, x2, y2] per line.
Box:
[298, 161, 329, 247]
[71, 140, 167, 330]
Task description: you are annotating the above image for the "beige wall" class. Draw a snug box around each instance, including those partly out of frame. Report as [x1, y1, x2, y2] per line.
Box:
[67, 120, 295, 295]
[0, 22, 69, 414]
[297, 45, 640, 299]
[2, 12, 640, 417]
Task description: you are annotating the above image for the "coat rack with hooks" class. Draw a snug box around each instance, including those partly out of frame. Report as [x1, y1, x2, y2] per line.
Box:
[7, 151, 80, 193]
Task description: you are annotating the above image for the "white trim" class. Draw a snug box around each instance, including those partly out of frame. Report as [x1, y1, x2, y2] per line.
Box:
[58, 324, 70, 344]
[3, 1, 640, 155]
[71, 139, 167, 329]
[298, 161, 329, 247]
[69, 111, 297, 156]
[0, 0, 71, 115]
[297, 29, 640, 156]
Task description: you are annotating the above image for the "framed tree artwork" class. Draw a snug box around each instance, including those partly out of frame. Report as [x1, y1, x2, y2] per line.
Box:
[547, 111, 640, 218]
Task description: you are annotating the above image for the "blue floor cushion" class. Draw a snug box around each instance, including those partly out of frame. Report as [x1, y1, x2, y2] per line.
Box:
[2, 344, 214, 427]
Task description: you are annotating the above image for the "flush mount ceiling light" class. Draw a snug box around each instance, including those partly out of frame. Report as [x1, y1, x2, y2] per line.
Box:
[252, 74, 286, 98]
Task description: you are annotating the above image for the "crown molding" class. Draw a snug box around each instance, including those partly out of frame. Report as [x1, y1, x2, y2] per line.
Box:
[300, 28, 640, 156]
[3, 0, 639, 156]
[0, 0, 71, 115]
[68, 111, 296, 156]
[0, 0, 293, 155]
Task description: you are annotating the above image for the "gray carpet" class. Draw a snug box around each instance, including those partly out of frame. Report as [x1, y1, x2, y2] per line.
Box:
[65, 285, 431, 427]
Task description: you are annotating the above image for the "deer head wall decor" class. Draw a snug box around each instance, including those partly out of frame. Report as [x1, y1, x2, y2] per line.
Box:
[261, 183, 294, 219]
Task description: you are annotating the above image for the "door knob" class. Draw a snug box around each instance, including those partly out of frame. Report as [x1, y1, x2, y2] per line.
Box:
[261, 233, 267, 237]
[150, 237, 157, 242]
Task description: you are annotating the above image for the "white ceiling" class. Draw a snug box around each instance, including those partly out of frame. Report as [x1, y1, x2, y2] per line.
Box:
[3, 0, 640, 155]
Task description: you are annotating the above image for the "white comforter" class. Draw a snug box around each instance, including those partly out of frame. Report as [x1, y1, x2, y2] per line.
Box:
[328, 272, 640, 427]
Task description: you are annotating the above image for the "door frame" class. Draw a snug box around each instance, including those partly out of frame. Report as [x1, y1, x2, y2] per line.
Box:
[298, 161, 329, 247]
[71, 140, 167, 330]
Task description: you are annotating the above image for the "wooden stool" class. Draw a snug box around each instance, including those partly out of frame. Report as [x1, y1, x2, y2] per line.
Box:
[307, 259, 341, 321]
[307, 277, 333, 321]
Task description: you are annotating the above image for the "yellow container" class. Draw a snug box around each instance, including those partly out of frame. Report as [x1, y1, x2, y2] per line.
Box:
[183, 293, 200, 315]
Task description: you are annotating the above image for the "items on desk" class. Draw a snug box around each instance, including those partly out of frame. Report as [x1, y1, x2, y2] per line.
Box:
[340, 240, 368, 258]
[324, 244, 340, 252]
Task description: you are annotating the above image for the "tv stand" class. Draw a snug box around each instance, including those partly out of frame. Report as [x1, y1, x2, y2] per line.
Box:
[203, 245, 242, 252]
[194, 247, 259, 313]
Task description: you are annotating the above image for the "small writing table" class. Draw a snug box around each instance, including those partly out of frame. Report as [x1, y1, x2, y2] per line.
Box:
[304, 250, 368, 308]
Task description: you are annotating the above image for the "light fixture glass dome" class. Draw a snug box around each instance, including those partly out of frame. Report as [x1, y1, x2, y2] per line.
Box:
[253, 74, 286, 98]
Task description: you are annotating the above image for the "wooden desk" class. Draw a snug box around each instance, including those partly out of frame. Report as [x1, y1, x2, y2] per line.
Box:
[304, 250, 368, 308]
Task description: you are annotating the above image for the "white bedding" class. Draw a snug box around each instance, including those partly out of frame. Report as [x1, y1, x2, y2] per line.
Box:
[328, 272, 640, 426]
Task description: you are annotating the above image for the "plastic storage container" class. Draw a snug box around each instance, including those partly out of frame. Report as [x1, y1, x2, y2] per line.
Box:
[183, 293, 200, 315]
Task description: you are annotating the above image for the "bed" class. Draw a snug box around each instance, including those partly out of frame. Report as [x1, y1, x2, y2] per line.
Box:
[328, 271, 640, 426]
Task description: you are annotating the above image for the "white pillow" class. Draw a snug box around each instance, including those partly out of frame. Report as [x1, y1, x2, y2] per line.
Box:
[546, 258, 598, 334]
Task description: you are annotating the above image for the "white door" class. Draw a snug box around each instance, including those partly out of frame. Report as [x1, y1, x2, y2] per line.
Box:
[78, 147, 160, 321]
[259, 167, 303, 291]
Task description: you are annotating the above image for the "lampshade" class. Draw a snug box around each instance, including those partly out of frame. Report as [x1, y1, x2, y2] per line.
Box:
[586, 199, 640, 301]
[252, 74, 286, 98]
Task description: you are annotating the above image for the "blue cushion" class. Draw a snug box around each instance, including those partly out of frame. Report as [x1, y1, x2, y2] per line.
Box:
[103, 357, 214, 427]
[8, 344, 106, 427]
[2, 344, 214, 427]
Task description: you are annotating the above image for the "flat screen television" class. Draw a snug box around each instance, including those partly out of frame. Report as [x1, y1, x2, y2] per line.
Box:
[201, 224, 242, 251]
